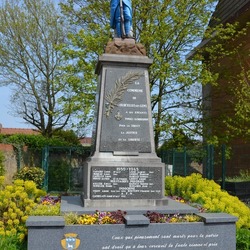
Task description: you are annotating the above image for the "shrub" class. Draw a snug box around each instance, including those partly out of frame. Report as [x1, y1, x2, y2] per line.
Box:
[224, 169, 250, 182]
[236, 228, 250, 250]
[13, 166, 45, 189]
[0, 177, 45, 242]
[145, 211, 201, 223]
[0, 234, 27, 250]
[0, 151, 5, 176]
[64, 210, 126, 225]
[30, 202, 60, 216]
[30, 195, 60, 216]
[64, 210, 201, 225]
[165, 173, 250, 229]
[48, 160, 70, 192]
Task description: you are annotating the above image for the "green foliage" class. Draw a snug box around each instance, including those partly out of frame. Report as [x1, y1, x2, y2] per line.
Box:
[64, 210, 126, 225]
[60, 0, 218, 147]
[236, 228, 250, 250]
[52, 130, 81, 145]
[48, 160, 70, 192]
[30, 195, 60, 215]
[0, 133, 82, 150]
[145, 211, 201, 223]
[198, 20, 250, 144]
[158, 140, 205, 164]
[64, 210, 201, 225]
[0, 151, 5, 176]
[30, 203, 60, 216]
[165, 174, 250, 229]
[0, 234, 27, 250]
[0, 0, 73, 137]
[64, 212, 79, 225]
[226, 68, 250, 141]
[13, 167, 45, 189]
[225, 170, 250, 182]
[0, 178, 46, 243]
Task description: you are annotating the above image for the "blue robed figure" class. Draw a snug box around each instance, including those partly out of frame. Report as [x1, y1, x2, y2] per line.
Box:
[110, 0, 133, 38]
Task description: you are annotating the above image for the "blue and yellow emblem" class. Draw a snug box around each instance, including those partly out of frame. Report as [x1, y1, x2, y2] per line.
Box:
[61, 233, 81, 250]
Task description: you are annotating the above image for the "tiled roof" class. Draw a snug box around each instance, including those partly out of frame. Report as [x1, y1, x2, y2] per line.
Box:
[0, 124, 92, 145]
[79, 137, 92, 146]
[0, 126, 40, 135]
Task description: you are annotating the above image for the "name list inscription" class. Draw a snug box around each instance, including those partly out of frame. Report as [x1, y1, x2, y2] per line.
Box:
[100, 68, 151, 152]
[101, 233, 220, 249]
[91, 167, 162, 199]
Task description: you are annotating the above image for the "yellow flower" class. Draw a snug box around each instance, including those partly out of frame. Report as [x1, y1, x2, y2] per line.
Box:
[13, 179, 24, 186]
[7, 219, 13, 226]
[0, 229, 5, 236]
[184, 215, 200, 222]
[5, 230, 12, 236]
[5, 185, 13, 192]
[19, 233, 25, 241]
[24, 181, 37, 194]
[18, 211, 24, 217]
[21, 216, 28, 223]
[3, 212, 8, 219]
[8, 208, 14, 213]
[10, 213, 17, 220]
[169, 217, 178, 223]
[0, 176, 5, 186]
[77, 214, 97, 225]
[13, 219, 20, 225]
[15, 186, 25, 192]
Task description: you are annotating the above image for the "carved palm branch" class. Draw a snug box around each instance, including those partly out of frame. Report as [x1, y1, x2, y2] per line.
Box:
[105, 71, 143, 118]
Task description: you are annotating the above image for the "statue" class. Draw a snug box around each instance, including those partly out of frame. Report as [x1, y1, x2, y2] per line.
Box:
[110, 0, 133, 38]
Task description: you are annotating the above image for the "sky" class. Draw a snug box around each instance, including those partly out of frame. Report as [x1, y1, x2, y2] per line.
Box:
[0, 86, 34, 129]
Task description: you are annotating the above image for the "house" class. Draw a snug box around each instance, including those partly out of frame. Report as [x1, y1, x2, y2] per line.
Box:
[192, 0, 250, 178]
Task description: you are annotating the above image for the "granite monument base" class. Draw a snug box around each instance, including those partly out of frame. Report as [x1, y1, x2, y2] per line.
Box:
[26, 211, 237, 250]
[60, 196, 198, 215]
[82, 152, 166, 208]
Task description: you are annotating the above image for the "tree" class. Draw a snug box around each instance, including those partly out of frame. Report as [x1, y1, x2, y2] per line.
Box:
[60, 0, 218, 148]
[0, 0, 73, 137]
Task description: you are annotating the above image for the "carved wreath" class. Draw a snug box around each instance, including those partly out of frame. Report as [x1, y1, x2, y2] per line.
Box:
[105, 71, 143, 118]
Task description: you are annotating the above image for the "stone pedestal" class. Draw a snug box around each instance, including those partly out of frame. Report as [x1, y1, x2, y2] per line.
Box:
[27, 212, 238, 250]
[83, 51, 166, 207]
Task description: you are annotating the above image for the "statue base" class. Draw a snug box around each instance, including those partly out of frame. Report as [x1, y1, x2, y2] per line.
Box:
[105, 38, 146, 56]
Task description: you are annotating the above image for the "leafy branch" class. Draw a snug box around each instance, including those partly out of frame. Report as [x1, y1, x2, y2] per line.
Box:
[105, 71, 143, 117]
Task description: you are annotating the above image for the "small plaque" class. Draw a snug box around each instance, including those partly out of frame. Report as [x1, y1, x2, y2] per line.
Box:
[90, 166, 162, 199]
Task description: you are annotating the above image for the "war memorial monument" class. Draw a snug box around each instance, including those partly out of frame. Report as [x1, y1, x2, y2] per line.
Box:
[26, 1, 238, 249]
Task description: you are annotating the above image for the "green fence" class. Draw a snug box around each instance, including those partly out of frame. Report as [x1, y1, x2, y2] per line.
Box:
[42, 146, 91, 193]
[158, 144, 227, 181]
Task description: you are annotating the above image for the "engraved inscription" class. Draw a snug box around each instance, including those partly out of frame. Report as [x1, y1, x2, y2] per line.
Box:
[105, 71, 143, 118]
[101, 233, 220, 249]
[100, 68, 151, 152]
[91, 167, 162, 199]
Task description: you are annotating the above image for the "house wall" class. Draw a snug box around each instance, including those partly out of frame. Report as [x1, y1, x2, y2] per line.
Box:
[203, 8, 250, 178]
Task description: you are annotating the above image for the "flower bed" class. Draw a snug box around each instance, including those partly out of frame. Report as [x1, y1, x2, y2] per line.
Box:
[63, 210, 201, 225]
